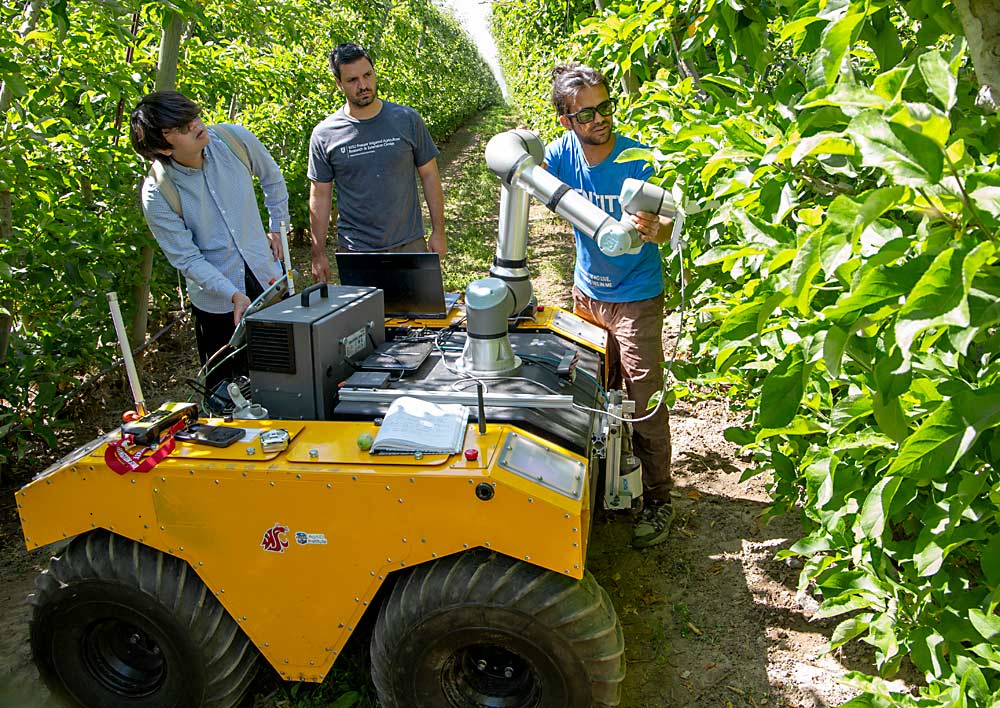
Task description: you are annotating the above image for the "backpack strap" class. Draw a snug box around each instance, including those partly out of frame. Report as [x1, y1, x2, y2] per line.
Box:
[148, 159, 183, 219]
[144, 125, 253, 221]
[211, 124, 252, 173]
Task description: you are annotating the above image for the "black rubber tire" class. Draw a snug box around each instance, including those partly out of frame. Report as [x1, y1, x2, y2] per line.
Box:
[370, 549, 625, 708]
[29, 530, 259, 708]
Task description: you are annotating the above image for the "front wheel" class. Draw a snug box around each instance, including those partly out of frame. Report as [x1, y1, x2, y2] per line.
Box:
[29, 530, 259, 708]
[370, 550, 625, 708]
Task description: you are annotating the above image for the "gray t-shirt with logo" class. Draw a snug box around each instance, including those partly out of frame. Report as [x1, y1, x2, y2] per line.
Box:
[308, 101, 439, 251]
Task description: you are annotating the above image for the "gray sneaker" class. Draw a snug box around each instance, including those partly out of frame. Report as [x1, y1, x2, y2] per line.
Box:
[631, 501, 674, 548]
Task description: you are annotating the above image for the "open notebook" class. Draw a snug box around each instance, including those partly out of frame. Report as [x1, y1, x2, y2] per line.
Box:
[371, 396, 469, 455]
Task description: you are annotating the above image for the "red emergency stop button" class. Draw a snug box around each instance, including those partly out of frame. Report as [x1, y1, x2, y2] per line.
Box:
[464, 448, 479, 461]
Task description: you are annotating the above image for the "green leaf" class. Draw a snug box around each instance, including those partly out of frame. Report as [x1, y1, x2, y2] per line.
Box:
[895, 242, 996, 362]
[872, 66, 913, 103]
[957, 658, 990, 705]
[873, 346, 911, 403]
[832, 392, 874, 431]
[758, 345, 806, 429]
[918, 50, 957, 111]
[719, 301, 767, 343]
[724, 426, 754, 445]
[913, 536, 945, 576]
[616, 147, 655, 165]
[823, 324, 848, 378]
[813, 591, 876, 619]
[819, 11, 866, 86]
[910, 627, 947, 677]
[888, 381, 1000, 480]
[788, 231, 821, 314]
[969, 609, 1000, 643]
[848, 110, 943, 186]
[823, 258, 924, 326]
[756, 416, 827, 442]
[788, 533, 832, 555]
[888, 102, 952, 149]
[797, 84, 888, 112]
[981, 534, 1000, 586]
[330, 691, 361, 708]
[830, 614, 872, 649]
[870, 614, 900, 668]
[859, 476, 902, 538]
[872, 394, 907, 442]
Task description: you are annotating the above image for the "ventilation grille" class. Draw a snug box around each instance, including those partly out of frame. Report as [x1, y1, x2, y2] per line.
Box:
[247, 322, 296, 374]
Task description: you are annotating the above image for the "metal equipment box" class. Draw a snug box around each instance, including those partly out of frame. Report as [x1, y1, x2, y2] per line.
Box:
[246, 284, 385, 420]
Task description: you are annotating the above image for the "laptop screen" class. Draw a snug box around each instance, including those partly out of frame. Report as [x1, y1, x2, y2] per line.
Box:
[335, 252, 454, 318]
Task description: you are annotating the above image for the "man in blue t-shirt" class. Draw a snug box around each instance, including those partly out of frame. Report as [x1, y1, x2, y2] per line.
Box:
[308, 43, 446, 283]
[544, 62, 674, 548]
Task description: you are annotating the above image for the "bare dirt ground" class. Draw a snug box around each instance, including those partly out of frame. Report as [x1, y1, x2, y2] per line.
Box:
[0, 108, 872, 707]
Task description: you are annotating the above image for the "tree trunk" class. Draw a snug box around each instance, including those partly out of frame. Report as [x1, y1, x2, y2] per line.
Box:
[131, 12, 183, 345]
[154, 13, 183, 92]
[953, 0, 1000, 110]
[0, 189, 12, 364]
[0, 0, 44, 116]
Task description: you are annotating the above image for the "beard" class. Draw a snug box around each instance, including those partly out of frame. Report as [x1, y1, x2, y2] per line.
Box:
[352, 89, 376, 108]
[577, 123, 612, 146]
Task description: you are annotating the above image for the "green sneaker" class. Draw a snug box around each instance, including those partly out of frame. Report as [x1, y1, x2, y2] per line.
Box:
[631, 500, 674, 548]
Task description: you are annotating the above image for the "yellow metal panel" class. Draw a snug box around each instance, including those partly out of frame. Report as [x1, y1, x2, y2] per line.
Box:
[16, 420, 589, 683]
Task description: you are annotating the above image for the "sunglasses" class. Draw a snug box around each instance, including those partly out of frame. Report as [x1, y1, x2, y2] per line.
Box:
[565, 99, 617, 124]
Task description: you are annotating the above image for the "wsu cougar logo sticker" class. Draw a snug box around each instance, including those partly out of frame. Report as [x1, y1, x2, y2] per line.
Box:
[260, 523, 289, 553]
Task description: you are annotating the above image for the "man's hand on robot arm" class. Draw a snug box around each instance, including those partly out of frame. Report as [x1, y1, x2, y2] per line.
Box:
[628, 210, 673, 245]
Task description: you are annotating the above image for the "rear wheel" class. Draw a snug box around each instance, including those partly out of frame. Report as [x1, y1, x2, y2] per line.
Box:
[371, 550, 625, 708]
[29, 530, 259, 708]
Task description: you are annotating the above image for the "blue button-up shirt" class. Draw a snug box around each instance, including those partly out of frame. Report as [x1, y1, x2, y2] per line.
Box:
[140, 125, 288, 314]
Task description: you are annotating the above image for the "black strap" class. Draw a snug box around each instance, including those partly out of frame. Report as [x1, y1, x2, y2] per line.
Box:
[467, 331, 508, 340]
[493, 256, 527, 269]
[545, 184, 571, 212]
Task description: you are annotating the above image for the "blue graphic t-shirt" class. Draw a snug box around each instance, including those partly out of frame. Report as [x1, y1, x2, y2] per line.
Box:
[544, 132, 663, 303]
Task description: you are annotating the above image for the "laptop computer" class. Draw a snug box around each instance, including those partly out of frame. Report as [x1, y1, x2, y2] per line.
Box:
[335, 252, 461, 318]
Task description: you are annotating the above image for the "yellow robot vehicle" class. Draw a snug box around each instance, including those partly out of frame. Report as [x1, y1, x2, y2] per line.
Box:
[17, 131, 675, 708]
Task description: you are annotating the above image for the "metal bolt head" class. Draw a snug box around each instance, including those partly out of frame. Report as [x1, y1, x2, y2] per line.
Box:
[309, 448, 319, 458]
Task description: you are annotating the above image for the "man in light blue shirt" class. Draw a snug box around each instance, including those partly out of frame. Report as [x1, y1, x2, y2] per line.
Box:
[130, 91, 288, 390]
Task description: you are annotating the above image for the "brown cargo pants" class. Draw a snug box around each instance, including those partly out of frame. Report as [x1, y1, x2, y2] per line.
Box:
[573, 287, 672, 504]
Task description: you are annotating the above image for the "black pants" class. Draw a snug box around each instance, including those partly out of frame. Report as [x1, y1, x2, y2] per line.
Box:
[192, 265, 264, 393]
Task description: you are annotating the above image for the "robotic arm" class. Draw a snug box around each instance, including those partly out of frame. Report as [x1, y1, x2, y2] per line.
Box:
[485, 130, 675, 259]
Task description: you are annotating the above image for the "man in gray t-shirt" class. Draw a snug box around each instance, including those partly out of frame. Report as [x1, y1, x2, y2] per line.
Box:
[308, 43, 446, 282]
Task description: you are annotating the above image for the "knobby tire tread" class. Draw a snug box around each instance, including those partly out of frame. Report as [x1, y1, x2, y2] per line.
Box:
[29, 530, 259, 708]
[371, 550, 625, 708]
